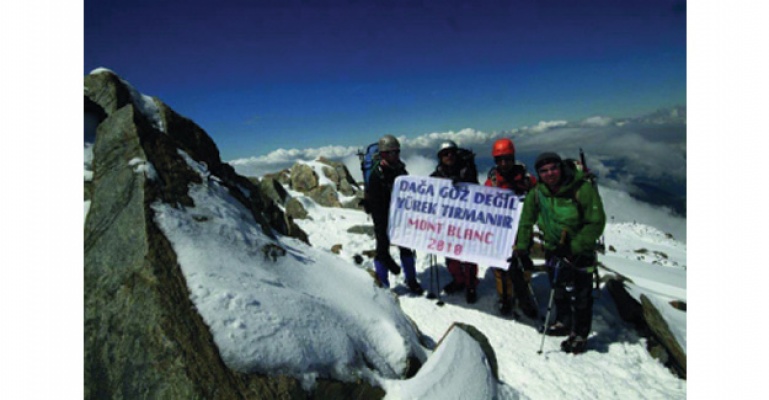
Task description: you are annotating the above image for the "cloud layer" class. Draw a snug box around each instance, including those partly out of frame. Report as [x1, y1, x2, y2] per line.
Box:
[229, 106, 686, 213]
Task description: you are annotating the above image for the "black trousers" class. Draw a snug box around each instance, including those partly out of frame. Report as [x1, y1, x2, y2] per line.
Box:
[547, 254, 595, 338]
[373, 214, 413, 265]
[501, 255, 534, 303]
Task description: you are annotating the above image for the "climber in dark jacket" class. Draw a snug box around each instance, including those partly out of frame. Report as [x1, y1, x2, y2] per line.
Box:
[365, 134, 423, 294]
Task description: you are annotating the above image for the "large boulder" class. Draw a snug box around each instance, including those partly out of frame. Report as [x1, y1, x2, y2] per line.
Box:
[83, 70, 375, 398]
[285, 197, 309, 220]
[316, 156, 360, 197]
[308, 184, 343, 208]
[258, 176, 290, 205]
[290, 163, 318, 193]
[641, 295, 687, 379]
[281, 158, 364, 211]
[606, 277, 686, 379]
[394, 323, 498, 399]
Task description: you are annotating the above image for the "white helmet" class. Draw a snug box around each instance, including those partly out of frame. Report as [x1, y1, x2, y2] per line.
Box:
[437, 140, 458, 157]
[379, 135, 400, 152]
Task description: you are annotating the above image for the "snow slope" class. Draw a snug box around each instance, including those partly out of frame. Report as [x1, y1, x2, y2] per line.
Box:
[150, 150, 427, 384]
[293, 184, 687, 399]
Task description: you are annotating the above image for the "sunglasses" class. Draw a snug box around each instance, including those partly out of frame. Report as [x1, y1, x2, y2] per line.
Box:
[439, 150, 456, 158]
[494, 155, 515, 163]
[382, 149, 400, 156]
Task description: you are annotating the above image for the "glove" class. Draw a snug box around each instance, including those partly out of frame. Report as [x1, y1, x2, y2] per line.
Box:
[506, 249, 529, 264]
[360, 198, 371, 214]
[451, 176, 462, 186]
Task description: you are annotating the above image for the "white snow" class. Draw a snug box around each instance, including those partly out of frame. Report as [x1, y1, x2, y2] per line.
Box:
[128, 157, 158, 180]
[385, 326, 498, 399]
[150, 151, 427, 386]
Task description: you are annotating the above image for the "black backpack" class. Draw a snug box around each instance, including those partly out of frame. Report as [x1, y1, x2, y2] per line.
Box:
[455, 147, 478, 181]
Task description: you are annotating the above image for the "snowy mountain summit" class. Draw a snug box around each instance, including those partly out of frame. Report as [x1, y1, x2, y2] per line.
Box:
[85, 69, 686, 399]
[84, 69, 501, 399]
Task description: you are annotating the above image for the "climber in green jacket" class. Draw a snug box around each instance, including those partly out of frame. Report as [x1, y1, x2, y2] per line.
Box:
[514, 152, 606, 354]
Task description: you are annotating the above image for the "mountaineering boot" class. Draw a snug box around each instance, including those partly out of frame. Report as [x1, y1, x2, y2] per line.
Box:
[407, 279, 424, 295]
[443, 280, 465, 294]
[373, 260, 390, 288]
[400, 255, 422, 295]
[560, 334, 587, 354]
[465, 287, 477, 304]
[545, 321, 570, 337]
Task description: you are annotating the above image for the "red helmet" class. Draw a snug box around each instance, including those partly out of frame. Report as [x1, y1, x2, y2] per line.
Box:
[492, 138, 515, 157]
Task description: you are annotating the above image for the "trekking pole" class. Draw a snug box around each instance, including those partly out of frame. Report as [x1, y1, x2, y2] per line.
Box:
[516, 254, 541, 314]
[538, 230, 569, 354]
[538, 258, 561, 355]
[426, 254, 437, 300]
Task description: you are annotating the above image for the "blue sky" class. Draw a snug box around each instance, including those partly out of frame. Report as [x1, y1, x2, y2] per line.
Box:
[85, 0, 686, 160]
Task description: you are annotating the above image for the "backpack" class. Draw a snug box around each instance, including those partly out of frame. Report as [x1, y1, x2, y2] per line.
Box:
[562, 158, 597, 185]
[357, 142, 380, 187]
[455, 147, 478, 181]
[487, 161, 535, 192]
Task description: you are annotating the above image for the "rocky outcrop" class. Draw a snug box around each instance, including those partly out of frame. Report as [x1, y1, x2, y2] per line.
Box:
[290, 163, 319, 193]
[440, 323, 498, 380]
[395, 323, 498, 399]
[285, 197, 309, 220]
[258, 176, 290, 205]
[308, 184, 342, 208]
[281, 159, 364, 211]
[606, 277, 686, 379]
[317, 156, 359, 196]
[641, 295, 686, 379]
[83, 70, 371, 398]
[347, 225, 375, 237]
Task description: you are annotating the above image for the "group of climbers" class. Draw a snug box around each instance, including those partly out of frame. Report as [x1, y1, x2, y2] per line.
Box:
[363, 134, 606, 355]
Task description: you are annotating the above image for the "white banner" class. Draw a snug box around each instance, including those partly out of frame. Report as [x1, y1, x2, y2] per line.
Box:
[388, 176, 524, 270]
